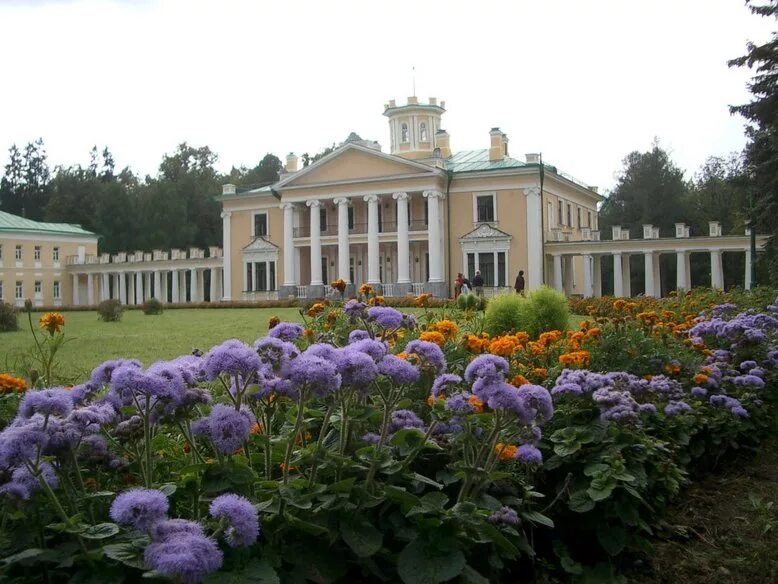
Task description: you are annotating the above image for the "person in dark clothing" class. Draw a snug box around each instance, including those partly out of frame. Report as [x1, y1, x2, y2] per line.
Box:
[472, 271, 484, 297]
[514, 270, 525, 295]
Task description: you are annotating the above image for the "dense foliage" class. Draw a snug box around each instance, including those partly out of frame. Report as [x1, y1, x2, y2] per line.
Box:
[142, 298, 164, 316]
[98, 299, 124, 322]
[0, 303, 18, 333]
[0, 288, 776, 583]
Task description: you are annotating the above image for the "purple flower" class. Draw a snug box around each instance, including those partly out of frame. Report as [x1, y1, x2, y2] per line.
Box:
[254, 337, 300, 370]
[739, 360, 758, 371]
[110, 488, 169, 531]
[90, 359, 142, 386]
[592, 388, 640, 423]
[192, 405, 255, 455]
[18, 388, 73, 419]
[288, 355, 341, 397]
[347, 339, 388, 363]
[9, 462, 58, 495]
[202, 340, 262, 381]
[516, 385, 554, 424]
[334, 349, 378, 389]
[405, 340, 447, 374]
[378, 355, 420, 385]
[110, 366, 178, 403]
[209, 493, 260, 548]
[0, 482, 31, 500]
[639, 403, 657, 415]
[552, 369, 612, 396]
[68, 403, 116, 433]
[464, 354, 509, 382]
[348, 329, 370, 343]
[515, 444, 543, 465]
[444, 393, 475, 414]
[664, 401, 692, 416]
[151, 519, 205, 541]
[144, 534, 223, 584]
[647, 375, 684, 399]
[303, 343, 338, 362]
[690, 387, 708, 398]
[266, 322, 304, 342]
[367, 306, 404, 329]
[362, 432, 381, 444]
[344, 300, 366, 317]
[431, 374, 462, 398]
[388, 410, 426, 434]
[488, 506, 521, 526]
[733, 374, 765, 389]
[0, 424, 48, 468]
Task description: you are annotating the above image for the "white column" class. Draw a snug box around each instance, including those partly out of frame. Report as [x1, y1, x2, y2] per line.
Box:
[101, 273, 110, 301]
[644, 252, 655, 297]
[216, 268, 223, 299]
[144, 272, 152, 302]
[364, 195, 381, 284]
[676, 251, 689, 291]
[523, 186, 543, 290]
[179, 270, 186, 302]
[563, 256, 573, 296]
[745, 248, 752, 290]
[582, 254, 593, 298]
[281, 203, 295, 288]
[221, 210, 232, 301]
[552, 254, 563, 292]
[171, 270, 179, 304]
[72, 274, 80, 306]
[134, 272, 142, 304]
[190, 268, 199, 302]
[307, 200, 323, 286]
[652, 252, 662, 297]
[593, 255, 602, 297]
[613, 253, 624, 297]
[394, 192, 411, 285]
[112, 273, 119, 300]
[160, 271, 168, 303]
[119, 272, 126, 304]
[622, 254, 632, 297]
[209, 268, 217, 302]
[711, 250, 724, 290]
[86, 274, 95, 305]
[423, 190, 444, 283]
[334, 198, 350, 283]
[153, 270, 161, 300]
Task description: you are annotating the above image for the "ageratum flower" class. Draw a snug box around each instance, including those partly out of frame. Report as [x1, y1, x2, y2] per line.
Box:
[254, 337, 299, 371]
[431, 374, 462, 397]
[405, 340, 447, 374]
[361, 432, 381, 444]
[638, 403, 658, 415]
[18, 388, 73, 419]
[202, 340, 262, 382]
[192, 405, 255, 455]
[488, 506, 521, 526]
[464, 354, 509, 383]
[347, 339, 388, 363]
[303, 342, 339, 363]
[110, 488, 169, 531]
[739, 360, 758, 371]
[288, 355, 341, 397]
[733, 374, 765, 389]
[348, 330, 370, 343]
[144, 534, 223, 584]
[344, 299, 367, 317]
[592, 388, 640, 423]
[151, 519, 206, 541]
[690, 387, 708, 398]
[516, 385, 554, 424]
[335, 349, 379, 388]
[8, 462, 58, 495]
[90, 359, 143, 386]
[378, 355, 420, 385]
[646, 375, 684, 399]
[0, 424, 48, 468]
[444, 393, 476, 414]
[266, 322, 304, 342]
[110, 365, 178, 404]
[366, 306, 404, 329]
[166, 355, 206, 386]
[209, 493, 260, 547]
[552, 369, 611, 396]
[388, 410, 425, 434]
[664, 401, 692, 416]
[515, 444, 543, 465]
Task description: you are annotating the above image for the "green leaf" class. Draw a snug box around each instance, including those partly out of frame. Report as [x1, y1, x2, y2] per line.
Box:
[521, 510, 554, 528]
[103, 543, 146, 569]
[397, 537, 466, 584]
[477, 523, 519, 556]
[568, 490, 596, 513]
[460, 565, 490, 584]
[2, 548, 44, 565]
[420, 491, 449, 510]
[553, 442, 581, 457]
[284, 513, 329, 536]
[385, 485, 421, 513]
[410, 472, 443, 489]
[158, 483, 177, 497]
[85, 491, 117, 499]
[597, 526, 627, 557]
[204, 559, 280, 584]
[327, 477, 356, 493]
[340, 518, 383, 558]
[81, 523, 120, 540]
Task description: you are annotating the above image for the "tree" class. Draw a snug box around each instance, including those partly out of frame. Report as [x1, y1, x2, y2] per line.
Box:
[227, 153, 282, 187]
[0, 139, 51, 219]
[302, 142, 338, 167]
[729, 0, 778, 283]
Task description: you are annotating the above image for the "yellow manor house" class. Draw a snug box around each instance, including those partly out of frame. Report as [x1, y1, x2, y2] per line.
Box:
[219, 96, 603, 300]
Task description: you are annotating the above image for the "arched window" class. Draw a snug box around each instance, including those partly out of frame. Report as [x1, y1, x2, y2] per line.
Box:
[419, 122, 428, 142]
[401, 123, 409, 143]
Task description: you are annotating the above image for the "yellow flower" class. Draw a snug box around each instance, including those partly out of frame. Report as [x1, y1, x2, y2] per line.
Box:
[420, 331, 446, 346]
[39, 312, 65, 335]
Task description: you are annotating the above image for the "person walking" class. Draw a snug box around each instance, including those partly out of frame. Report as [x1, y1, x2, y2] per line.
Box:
[514, 270, 525, 296]
[454, 273, 464, 298]
[472, 270, 485, 297]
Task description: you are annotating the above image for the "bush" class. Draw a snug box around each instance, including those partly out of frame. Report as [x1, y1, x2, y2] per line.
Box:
[516, 286, 571, 338]
[456, 292, 479, 311]
[0, 303, 18, 332]
[97, 299, 124, 322]
[142, 297, 164, 315]
[483, 293, 523, 335]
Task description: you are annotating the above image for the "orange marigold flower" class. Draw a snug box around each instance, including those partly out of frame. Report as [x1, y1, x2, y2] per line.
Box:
[427, 394, 445, 407]
[580, 320, 591, 330]
[83, 478, 97, 491]
[331, 278, 346, 293]
[367, 295, 385, 306]
[464, 335, 486, 353]
[39, 312, 65, 335]
[414, 293, 432, 307]
[514, 331, 530, 345]
[396, 351, 408, 360]
[613, 299, 627, 310]
[489, 336, 519, 357]
[435, 320, 459, 340]
[531, 367, 548, 380]
[495, 443, 518, 461]
[359, 283, 374, 296]
[586, 327, 601, 338]
[307, 302, 326, 317]
[183, 442, 191, 453]
[643, 374, 653, 381]
[693, 373, 709, 385]
[558, 351, 590, 368]
[295, 432, 313, 445]
[304, 328, 315, 339]
[664, 362, 681, 375]
[0, 373, 29, 394]
[468, 394, 484, 413]
[511, 375, 530, 387]
[250, 423, 263, 435]
[268, 316, 280, 329]
[420, 331, 446, 346]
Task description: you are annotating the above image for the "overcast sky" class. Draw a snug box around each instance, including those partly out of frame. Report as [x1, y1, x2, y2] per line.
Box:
[0, 0, 773, 192]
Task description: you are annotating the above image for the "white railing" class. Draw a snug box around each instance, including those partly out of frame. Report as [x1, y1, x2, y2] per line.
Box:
[382, 283, 395, 297]
[296, 286, 308, 299]
[484, 286, 512, 298]
[411, 283, 425, 295]
[243, 291, 279, 301]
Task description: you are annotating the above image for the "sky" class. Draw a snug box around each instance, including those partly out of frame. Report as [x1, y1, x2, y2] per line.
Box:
[0, 0, 773, 193]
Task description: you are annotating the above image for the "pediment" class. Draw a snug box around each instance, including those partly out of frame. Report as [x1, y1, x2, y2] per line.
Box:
[242, 237, 279, 253]
[277, 144, 440, 188]
[459, 224, 512, 241]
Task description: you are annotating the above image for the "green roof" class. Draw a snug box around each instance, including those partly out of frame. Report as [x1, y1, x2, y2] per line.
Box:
[0, 210, 96, 237]
[444, 149, 557, 174]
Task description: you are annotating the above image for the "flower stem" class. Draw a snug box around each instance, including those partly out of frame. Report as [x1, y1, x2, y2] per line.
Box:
[308, 403, 334, 487]
[282, 396, 307, 484]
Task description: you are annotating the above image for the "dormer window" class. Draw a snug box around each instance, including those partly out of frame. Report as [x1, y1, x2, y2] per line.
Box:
[401, 123, 409, 143]
[419, 123, 428, 142]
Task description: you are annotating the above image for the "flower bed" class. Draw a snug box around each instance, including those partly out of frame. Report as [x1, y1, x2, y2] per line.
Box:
[0, 289, 776, 582]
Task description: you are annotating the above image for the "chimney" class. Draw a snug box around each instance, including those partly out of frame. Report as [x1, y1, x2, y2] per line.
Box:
[525, 153, 540, 164]
[429, 97, 437, 106]
[489, 128, 508, 161]
[435, 129, 451, 158]
[222, 184, 237, 196]
[407, 96, 419, 105]
[285, 152, 299, 173]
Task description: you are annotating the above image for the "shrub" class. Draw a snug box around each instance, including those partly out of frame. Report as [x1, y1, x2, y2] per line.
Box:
[97, 298, 124, 322]
[456, 292, 479, 311]
[516, 286, 571, 338]
[142, 297, 164, 315]
[0, 303, 18, 332]
[484, 293, 523, 335]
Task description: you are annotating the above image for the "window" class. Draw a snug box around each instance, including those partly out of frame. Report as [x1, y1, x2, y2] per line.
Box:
[253, 213, 267, 237]
[321, 257, 328, 284]
[424, 253, 429, 281]
[269, 262, 276, 291]
[15, 281, 23, 299]
[478, 253, 495, 286]
[566, 204, 572, 227]
[348, 207, 354, 229]
[34, 281, 42, 295]
[349, 257, 355, 285]
[0, 244, 3, 260]
[53, 281, 61, 299]
[587, 211, 592, 228]
[15, 245, 22, 261]
[256, 262, 267, 291]
[0, 282, 3, 300]
[558, 201, 563, 225]
[377, 204, 383, 232]
[419, 123, 428, 142]
[53, 247, 59, 262]
[497, 253, 506, 287]
[577, 207, 582, 229]
[320, 208, 327, 232]
[401, 123, 409, 143]
[34, 246, 41, 261]
[547, 202, 553, 228]
[467, 253, 476, 280]
[476, 195, 495, 223]
[246, 263, 253, 292]
[424, 200, 429, 225]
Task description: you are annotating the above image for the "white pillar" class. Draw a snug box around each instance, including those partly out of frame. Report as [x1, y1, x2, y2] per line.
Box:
[144, 272, 151, 302]
[622, 255, 632, 297]
[221, 210, 232, 301]
[190, 268, 199, 302]
[745, 248, 752, 290]
[711, 250, 724, 290]
[614, 253, 624, 297]
[582, 254, 594, 298]
[153, 270, 161, 300]
[652, 252, 662, 297]
[552, 254, 563, 292]
[364, 195, 381, 284]
[334, 198, 350, 283]
[281, 203, 295, 290]
[133, 273, 141, 304]
[423, 190, 444, 284]
[209, 268, 217, 302]
[119, 272, 126, 304]
[644, 253, 655, 297]
[171, 270, 179, 304]
[523, 186, 543, 290]
[112, 273, 119, 300]
[394, 192, 411, 286]
[676, 251, 689, 291]
[179, 270, 187, 302]
[307, 200, 323, 286]
[72, 274, 80, 306]
[593, 255, 602, 297]
[160, 271, 168, 303]
[87, 274, 95, 305]
[215, 268, 223, 299]
[563, 256, 573, 296]
[101, 273, 109, 301]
